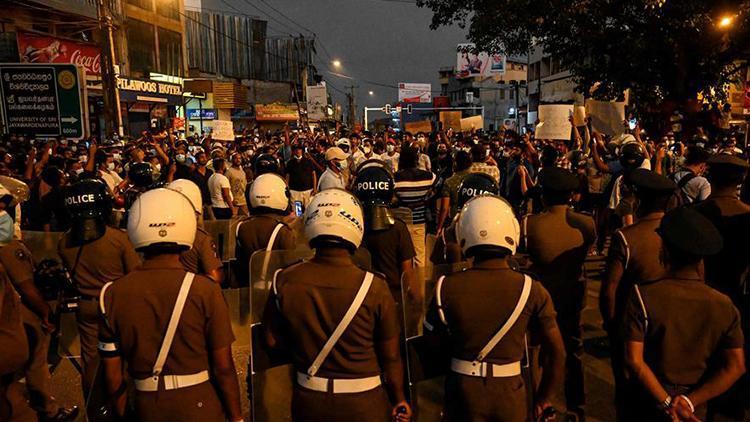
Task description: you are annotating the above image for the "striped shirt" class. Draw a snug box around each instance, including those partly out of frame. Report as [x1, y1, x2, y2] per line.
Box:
[394, 168, 436, 225]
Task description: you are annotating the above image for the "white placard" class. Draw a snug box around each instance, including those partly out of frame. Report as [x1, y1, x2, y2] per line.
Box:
[306, 85, 328, 120]
[535, 104, 573, 140]
[210, 120, 234, 141]
[586, 100, 626, 136]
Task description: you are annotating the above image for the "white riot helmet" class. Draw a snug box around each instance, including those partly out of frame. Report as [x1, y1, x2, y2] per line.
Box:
[127, 188, 197, 251]
[248, 173, 290, 213]
[455, 195, 520, 256]
[167, 178, 203, 215]
[304, 188, 364, 250]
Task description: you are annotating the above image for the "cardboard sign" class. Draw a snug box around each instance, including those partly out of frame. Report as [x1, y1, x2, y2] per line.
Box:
[210, 120, 234, 141]
[404, 120, 432, 134]
[535, 105, 573, 140]
[460, 115, 484, 131]
[586, 100, 626, 136]
[573, 105, 587, 127]
[439, 111, 462, 131]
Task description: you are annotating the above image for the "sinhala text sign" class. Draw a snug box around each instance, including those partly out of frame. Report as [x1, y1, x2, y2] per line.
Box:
[0, 63, 84, 138]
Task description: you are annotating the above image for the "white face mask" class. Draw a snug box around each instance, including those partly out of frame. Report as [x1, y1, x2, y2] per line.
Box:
[363, 146, 372, 155]
[176, 154, 186, 163]
[0, 211, 13, 246]
[386, 145, 395, 153]
[107, 162, 115, 171]
[154, 163, 161, 172]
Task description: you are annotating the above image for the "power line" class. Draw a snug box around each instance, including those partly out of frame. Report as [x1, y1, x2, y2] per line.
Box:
[238, 0, 303, 36]
[256, 0, 315, 35]
[217, 0, 294, 36]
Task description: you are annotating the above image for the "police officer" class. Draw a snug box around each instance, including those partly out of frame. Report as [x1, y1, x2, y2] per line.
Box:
[599, 168, 675, 420]
[58, 178, 141, 402]
[430, 172, 499, 265]
[254, 152, 280, 177]
[621, 207, 745, 421]
[262, 188, 412, 422]
[0, 261, 30, 421]
[522, 167, 595, 421]
[98, 188, 242, 422]
[235, 173, 296, 285]
[123, 162, 155, 210]
[0, 192, 78, 420]
[352, 160, 416, 301]
[425, 195, 565, 421]
[694, 154, 750, 421]
[168, 179, 224, 284]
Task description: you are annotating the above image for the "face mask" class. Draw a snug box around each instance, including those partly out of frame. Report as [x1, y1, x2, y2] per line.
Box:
[75, 168, 84, 175]
[154, 164, 162, 172]
[60, 140, 68, 146]
[362, 146, 371, 155]
[79, 155, 88, 163]
[294, 154, 302, 160]
[335, 161, 345, 171]
[107, 162, 115, 171]
[386, 145, 395, 153]
[176, 154, 186, 163]
[0, 211, 13, 246]
[112, 153, 121, 161]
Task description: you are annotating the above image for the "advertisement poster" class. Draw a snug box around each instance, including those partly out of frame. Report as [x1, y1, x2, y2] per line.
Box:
[536, 105, 574, 140]
[456, 43, 505, 78]
[398, 83, 432, 103]
[255, 103, 299, 122]
[306, 85, 328, 120]
[17, 31, 101, 76]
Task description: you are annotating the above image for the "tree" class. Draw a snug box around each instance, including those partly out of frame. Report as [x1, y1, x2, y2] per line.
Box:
[419, 0, 750, 110]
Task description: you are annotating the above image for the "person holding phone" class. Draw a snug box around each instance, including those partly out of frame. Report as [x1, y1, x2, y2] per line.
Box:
[285, 144, 317, 209]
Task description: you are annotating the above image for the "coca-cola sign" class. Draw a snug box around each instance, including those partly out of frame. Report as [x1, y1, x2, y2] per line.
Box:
[17, 31, 101, 76]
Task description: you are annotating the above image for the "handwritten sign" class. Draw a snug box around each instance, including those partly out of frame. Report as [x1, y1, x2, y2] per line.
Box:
[536, 105, 573, 140]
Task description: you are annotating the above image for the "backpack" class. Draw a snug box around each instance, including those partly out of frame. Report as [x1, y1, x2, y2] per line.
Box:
[669, 171, 697, 209]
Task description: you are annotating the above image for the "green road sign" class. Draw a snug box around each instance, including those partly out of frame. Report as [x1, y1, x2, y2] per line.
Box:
[0, 63, 85, 139]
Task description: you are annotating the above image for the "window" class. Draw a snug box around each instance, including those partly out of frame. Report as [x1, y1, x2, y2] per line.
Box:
[126, 0, 153, 10]
[156, 0, 180, 20]
[127, 18, 156, 77]
[158, 28, 183, 76]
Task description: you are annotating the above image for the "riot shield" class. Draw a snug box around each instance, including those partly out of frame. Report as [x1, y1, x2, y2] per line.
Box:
[21, 231, 63, 261]
[247, 249, 372, 422]
[401, 262, 469, 422]
[203, 219, 233, 262]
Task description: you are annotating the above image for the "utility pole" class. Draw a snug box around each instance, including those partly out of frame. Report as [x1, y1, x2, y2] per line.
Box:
[346, 85, 358, 127]
[97, 0, 122, 137]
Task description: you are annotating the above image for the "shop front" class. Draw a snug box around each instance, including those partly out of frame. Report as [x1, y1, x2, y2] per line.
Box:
[117, 76, 183, 136]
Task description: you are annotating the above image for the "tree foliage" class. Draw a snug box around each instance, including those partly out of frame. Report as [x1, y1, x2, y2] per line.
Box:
[418, 0, 750, 108]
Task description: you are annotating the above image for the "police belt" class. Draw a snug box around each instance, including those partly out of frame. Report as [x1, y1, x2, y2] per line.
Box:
[450, 359, 521, 378]
[134, 370, 210, 392]
[296, 372, 381, 394]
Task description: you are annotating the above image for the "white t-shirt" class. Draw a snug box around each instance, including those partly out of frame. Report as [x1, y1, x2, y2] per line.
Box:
[318, 168, 346, 191]
[208, 172, 233, 208]
[381, 152, 400, 173]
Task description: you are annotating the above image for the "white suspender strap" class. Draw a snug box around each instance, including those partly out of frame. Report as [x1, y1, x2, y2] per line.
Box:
[521, 215, 529, 249]
[260, 223, 285, 281]
[99, 282, 114, 315]
[272, 268, 283, 309]
[436, 275, 447, 325]
[476, 275, 532, 362]
[235, 219, 245, 240]
[616, 230, 630, 270]
[307, 272, 374, 377]
[633, 284, 649, 333]
[152, 272, 195, 378]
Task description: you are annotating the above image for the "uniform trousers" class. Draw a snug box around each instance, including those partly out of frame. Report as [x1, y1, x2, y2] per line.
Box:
[557, 308, 585, 412]
[444, 373, 527, 422]
[21, 305, 57, 416]
[292, 384, 391, 422]
[76, 299, 101, 397]
[134, 380, 225, 422]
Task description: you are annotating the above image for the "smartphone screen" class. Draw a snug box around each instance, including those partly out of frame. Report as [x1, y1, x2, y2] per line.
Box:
[294, 201, 303, 217]
[628, 118, 637, 130]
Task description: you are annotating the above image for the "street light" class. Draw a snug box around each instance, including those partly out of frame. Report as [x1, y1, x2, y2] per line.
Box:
[718, 15, 734, 29]
[368, 90, 374, 96]
[332, 59, 342, 68]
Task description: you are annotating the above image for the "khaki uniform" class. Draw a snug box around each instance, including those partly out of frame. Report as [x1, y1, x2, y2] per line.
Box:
[58, 227, 140, 394]
[429, 221, 463, 265]
[695, 195, 750, 420]
[98, 260, 235, 422]
[0, 240, 58, 416]
[179, 227, 222, 277]
[621, 278, 744, 420]
[524, 207, 595, 413]
[235, 214, 295, 285]
[361, 218, 415, 298]
[0, 264, 30, 421]
[263, 254, 401, 422]
[425, 260, 558, 422]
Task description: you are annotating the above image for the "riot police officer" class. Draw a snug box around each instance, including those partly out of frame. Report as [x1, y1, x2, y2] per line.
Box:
[425, 195, 565, 421]
[352, 160, 416, 300]
[58, 178, 141, 402]
[254, 153, 281, 177]
[522, 167, 595, 421]
[168, 178, 224, 284]
[123, 162, 155, 210]
[98, 188, 242, 422]
[235, 173, 296, 285]
[430, 172, 499, 265]
[262, 188, 412, 421]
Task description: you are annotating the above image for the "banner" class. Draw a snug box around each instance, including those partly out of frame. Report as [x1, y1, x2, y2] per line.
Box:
[306, 85, 327, 120]
[404, 120, 432, 134]
[255, 103, 299, 122]
[439, 111, 462, 131]
[585, 100, 626, 136]
[536, 105, 573, 140]
[456, 44, 505, 78]
[17, 31, 101, 76]
[209, 120, 234, 141]
[460, 115, 484, 131]
[398, 83, 431, 103]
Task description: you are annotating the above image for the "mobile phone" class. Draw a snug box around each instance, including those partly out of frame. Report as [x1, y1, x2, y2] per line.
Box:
[628, 118, 637, 130]
[294, 201, 303, 217]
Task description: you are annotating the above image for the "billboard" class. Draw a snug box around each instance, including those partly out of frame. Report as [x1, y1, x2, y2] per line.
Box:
[456, 43, 505, 78]
[306, 85, 327, 120]
[255, 103, 299, 122]
[398, 83, 431, 103]
[17, 31, 101, 76]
